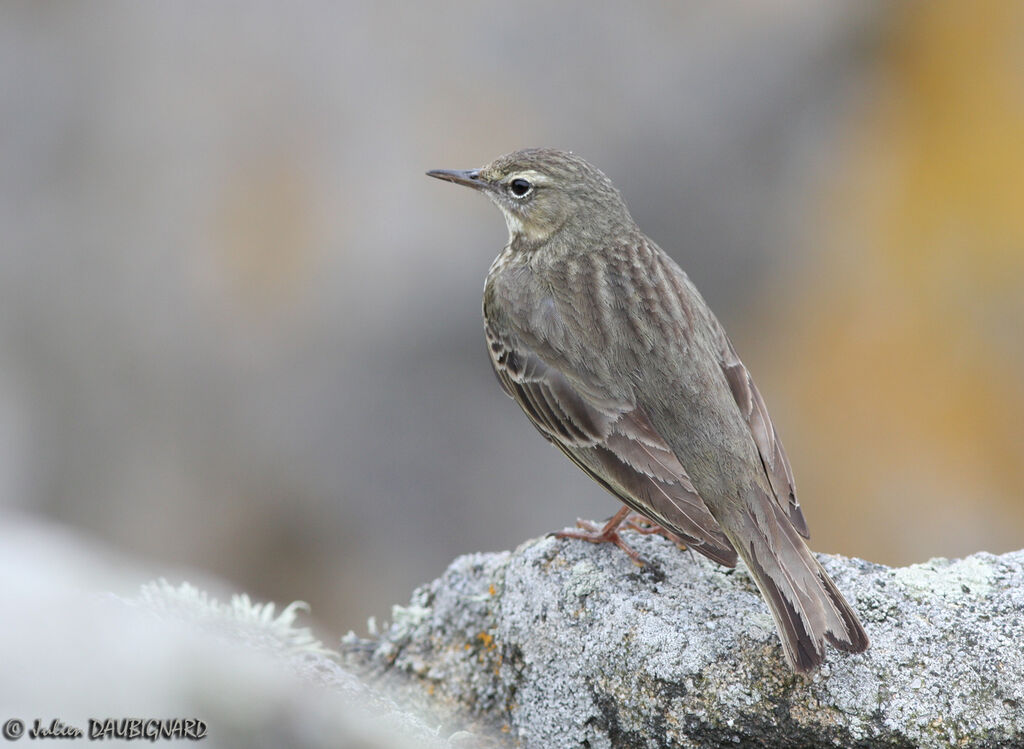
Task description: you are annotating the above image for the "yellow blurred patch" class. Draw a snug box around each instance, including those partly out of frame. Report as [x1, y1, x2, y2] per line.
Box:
[762, 1, 1024, 564]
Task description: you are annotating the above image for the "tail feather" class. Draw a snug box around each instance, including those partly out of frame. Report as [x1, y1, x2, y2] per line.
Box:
[729, 496, 869, 673]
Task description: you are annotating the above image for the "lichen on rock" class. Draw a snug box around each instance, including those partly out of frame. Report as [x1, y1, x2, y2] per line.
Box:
[344, 533, 1024, 748]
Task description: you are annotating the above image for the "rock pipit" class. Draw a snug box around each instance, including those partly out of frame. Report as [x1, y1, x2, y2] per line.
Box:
[427, 148, 868, 673]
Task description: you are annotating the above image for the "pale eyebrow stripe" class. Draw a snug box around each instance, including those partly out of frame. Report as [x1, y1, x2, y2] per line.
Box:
[508, 169, 551, 186]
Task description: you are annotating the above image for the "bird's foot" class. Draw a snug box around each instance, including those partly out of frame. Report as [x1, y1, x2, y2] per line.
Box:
[622, 513, 689, 552]
[552, 506, 648, 566]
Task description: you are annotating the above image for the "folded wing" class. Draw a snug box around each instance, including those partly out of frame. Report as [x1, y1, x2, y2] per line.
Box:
[487, 323, 737, 567]
[716, 332, 809, 537]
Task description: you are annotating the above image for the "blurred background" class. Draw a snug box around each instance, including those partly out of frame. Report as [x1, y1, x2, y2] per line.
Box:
[1, 1, 1022, 636]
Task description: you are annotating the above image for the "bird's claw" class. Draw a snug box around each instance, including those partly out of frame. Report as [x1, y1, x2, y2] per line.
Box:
[551, 507, 650, 566]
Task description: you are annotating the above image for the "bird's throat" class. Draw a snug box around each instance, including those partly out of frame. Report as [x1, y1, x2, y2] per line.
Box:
[495, 203, 554, 249]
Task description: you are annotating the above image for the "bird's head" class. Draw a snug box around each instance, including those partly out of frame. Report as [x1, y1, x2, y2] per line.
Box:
[427, 148, 632, 248]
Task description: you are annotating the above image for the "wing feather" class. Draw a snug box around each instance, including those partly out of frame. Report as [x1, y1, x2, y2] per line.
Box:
[717, 334, 809, 537]
[486, 323, 737, 567]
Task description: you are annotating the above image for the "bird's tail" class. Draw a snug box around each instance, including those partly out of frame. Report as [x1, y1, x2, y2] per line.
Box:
[727, 495, 869, 673]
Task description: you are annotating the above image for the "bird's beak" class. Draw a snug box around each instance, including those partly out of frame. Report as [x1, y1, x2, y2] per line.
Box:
[425, 168, 491, 192]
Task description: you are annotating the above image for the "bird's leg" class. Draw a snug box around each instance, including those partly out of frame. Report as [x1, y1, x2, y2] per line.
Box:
[622, 513, 689, 551]
[552, 506, 647, 565]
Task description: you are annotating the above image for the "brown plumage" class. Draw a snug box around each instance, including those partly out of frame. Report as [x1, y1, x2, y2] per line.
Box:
[427, 148, 868, 673]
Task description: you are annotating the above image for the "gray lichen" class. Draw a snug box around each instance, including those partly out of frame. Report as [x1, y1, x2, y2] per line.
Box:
[343, 534, 1024, 748]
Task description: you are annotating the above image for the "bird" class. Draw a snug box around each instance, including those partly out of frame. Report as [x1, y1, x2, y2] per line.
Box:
[426, 148, 868, 673]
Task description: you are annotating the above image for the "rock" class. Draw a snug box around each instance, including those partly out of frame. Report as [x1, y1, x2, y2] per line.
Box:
[0, 517, 473, 749]
[343, 533, 1024, 748]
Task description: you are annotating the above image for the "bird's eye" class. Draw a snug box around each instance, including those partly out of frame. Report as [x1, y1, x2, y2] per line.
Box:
[508, 178, 533, 198]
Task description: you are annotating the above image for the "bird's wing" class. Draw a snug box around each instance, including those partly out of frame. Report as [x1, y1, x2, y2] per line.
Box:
[716, 331, 809, 537]
[486, 322, 737, 566]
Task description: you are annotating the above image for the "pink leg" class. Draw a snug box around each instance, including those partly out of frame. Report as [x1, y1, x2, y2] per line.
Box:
[622, 513, 689, 551]
[553, 506, 650, 564]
